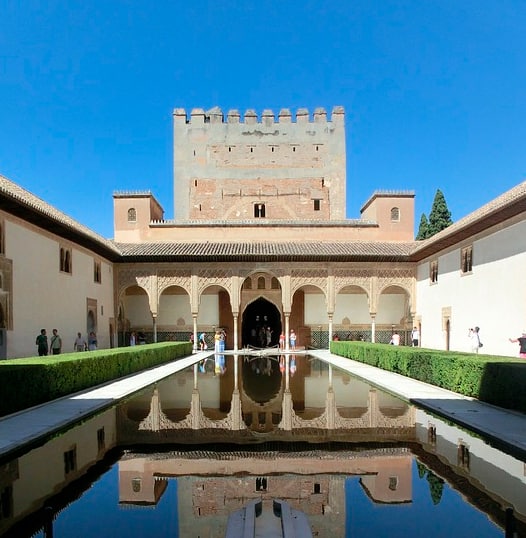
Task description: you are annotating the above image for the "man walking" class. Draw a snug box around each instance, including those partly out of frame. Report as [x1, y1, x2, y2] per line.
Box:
[50, 329, 62, 355]
[35, 329, 48, 356]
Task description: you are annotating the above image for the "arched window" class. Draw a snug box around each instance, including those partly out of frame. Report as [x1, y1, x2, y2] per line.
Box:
[257, 277, 265, 289]
[390, 207, 400, 222]
[127, 208, 137, 222]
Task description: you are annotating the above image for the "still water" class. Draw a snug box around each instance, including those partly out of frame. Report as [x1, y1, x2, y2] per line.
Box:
[0, 354, 524, 537]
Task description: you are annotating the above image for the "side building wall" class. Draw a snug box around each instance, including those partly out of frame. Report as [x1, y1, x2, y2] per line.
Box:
[415, 215, 526, 357]
[0, 212, 115, 359]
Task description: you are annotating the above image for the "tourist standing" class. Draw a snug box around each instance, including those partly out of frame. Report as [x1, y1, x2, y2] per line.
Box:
[468, 327, 481, 354]
[390, 332, 400, 346]
[411, 326, 420, 347]
[88, 331, 98, 351]
[130, 332, 136, 346]
[35, 329, 48, 356]
[50, 329, 62, 355]
[74, 332, 87, 352]
[289, 329, 297, 351]
[279, 331, 285, 350]
[509, 330, 526, 358]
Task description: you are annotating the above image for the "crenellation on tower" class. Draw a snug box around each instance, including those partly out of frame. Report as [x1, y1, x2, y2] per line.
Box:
[279, 108, 292, 123]
[227, 109, 241, 123]
[244, 109, 258, 124]
[296, 108, 310, 124]
[261, 109, 274, 126]
[314, 107, 327, 122]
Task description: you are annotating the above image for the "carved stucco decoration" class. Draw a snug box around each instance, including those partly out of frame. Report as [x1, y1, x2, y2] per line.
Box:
[118, 268, 155, 299]
[157, 270, 192, 295]
[197, 268, 233, 296]
[290, 269, 328, 296]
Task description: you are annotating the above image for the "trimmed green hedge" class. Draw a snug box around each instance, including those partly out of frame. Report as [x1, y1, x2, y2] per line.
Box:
[330, 341, 526, 414]
[0, 342, 192, 417]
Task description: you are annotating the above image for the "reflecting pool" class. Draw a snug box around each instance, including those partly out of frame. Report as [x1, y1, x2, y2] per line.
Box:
[0, 354, 524, 537]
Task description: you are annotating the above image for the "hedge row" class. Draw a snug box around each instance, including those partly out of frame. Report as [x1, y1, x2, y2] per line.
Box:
[330, 341, 526, 414]
[0, 342, 193, 417]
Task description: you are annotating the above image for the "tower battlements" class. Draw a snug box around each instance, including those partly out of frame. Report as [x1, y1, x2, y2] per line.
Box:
[173, 106, 344, 125]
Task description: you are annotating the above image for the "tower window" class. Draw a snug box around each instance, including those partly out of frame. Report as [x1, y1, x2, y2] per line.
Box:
[391, 207, 400, 222]
[254, 203, 266, 218]
[127, 208, 137, 222]
[314, 199, 321, 211]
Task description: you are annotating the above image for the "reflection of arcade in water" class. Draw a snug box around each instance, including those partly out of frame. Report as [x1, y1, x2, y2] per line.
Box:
[117, 355, 415, 444]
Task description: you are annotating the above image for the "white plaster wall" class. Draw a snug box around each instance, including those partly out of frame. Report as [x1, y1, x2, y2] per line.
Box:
[125, 294, 152, 326]
[197, 295, 219, 325]
[304, 293, 327, 324]
[158, 294, 192, 326]
[333, 294, 370, 324]
[416, 219, 526, 356]
[5, 218, 115, 358]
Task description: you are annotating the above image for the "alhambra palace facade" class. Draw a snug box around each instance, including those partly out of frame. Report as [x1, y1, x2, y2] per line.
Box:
[0, 106, 525, 359]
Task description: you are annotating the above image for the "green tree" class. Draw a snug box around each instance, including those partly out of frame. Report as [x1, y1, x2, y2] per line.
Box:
[427, 189, 453, 236]
[416, 213, 430, 240]
[426, 471, 445, 505]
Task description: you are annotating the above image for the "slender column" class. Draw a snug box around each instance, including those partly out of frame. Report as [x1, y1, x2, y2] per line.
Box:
[371, 315, 376, 343]
[328, 314, 333, 346]
[285, 313, 290, 351]
[233, 314, 239, 351]
[192, 315, 198, 352]
[152, 315, 158, 343]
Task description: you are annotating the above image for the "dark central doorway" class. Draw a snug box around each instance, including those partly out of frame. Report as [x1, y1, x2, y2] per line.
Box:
[242, 298, 282, 348]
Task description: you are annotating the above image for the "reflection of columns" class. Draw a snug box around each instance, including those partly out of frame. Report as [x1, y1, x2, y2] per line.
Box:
[285, 313, 290, 351]
[152, 315, 158, 343]
[368, 389, 378, 427]
[328, 363, 333, 388]
[326, 388, 336, 430]
[233, 314, 238, 351]
[371, 315, 376, 343]
[150, 387, 161, 431]
[231, 389, 242, 430]
[328, 314, 333, 345]
[285, 355, 290, 390]
[192, 315, 198, 352]
[281, 390, 293, 431]
[193, 363, 198, 389]
[234, 356, 239, 390]
[191, 390, 201, 429]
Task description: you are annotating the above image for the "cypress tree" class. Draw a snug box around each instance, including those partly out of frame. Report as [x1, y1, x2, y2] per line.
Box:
[416, 213, 430, 240]
[427, 189, 453, 236]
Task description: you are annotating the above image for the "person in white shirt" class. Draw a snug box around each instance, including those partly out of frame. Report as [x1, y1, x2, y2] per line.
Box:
[411, 327, 420, 347]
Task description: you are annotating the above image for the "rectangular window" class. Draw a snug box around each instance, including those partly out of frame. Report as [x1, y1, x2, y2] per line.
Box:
[314, 199, 321, 211]
[254, 203, 266, 218]
[64, 446, 77, 475]
[60, 246, 72, 274]
[430, 260, 438, 283]
[461, 246, 473, 274]
[94, 260, 101, 283]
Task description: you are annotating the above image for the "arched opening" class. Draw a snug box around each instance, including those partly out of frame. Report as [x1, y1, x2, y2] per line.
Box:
[242, 298, 282, 348]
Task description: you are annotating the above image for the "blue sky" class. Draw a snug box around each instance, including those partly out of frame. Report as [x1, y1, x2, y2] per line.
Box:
[1, 1, 525, 239]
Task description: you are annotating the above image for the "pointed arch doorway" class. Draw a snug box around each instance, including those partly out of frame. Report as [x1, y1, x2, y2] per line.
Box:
[242, 298, 282, 348]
